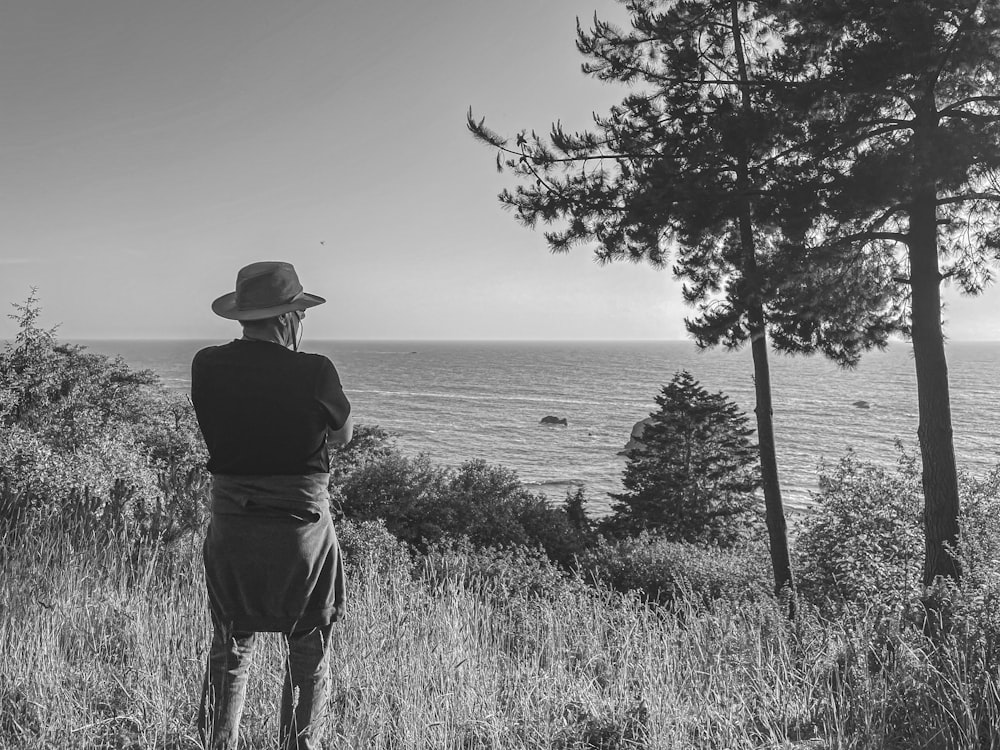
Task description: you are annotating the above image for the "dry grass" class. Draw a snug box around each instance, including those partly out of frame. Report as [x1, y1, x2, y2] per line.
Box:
[2, 526, 999, 749]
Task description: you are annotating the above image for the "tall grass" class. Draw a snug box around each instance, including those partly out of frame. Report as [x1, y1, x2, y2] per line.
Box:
[2, 523, 999, 749]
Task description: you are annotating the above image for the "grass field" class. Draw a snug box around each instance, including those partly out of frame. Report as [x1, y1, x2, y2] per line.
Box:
[1, 524, 998, 750]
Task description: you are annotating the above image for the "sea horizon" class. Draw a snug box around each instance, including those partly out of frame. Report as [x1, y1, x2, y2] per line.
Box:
[57, 336, 1000, 344]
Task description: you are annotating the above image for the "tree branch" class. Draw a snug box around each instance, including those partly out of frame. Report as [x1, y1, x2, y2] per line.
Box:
[938, 110, 1000, 124]
[830, 231, 910, 247]
[868, 203, 910, 231]
[937, 192, 1000, 206]
[941, 94, 1000, 113]
[926, 1, 981, 94]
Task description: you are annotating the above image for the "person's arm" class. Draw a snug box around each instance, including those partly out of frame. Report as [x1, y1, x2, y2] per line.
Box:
[316, 357, 353, 446]
[328, 413, 354, 447]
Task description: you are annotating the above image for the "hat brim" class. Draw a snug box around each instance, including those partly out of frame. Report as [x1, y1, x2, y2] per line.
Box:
[211, 292, 326, 321]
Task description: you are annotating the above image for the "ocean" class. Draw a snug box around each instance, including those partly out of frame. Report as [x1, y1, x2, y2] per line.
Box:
[75, 339, 1000, 515]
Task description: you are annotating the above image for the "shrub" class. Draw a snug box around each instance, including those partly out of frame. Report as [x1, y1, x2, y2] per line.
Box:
[340, 453, 591, 566]
[578, 533, 770, 607]
[327, 423, 398, 518]
[794, 449, 1000, 618]
[335, 517, 412, 577]
[916, 466, 1000, 666]
[434, 459, 590, 565]
[339, 450, 450, 541]
[420, 537, 588, 603]
[0, 295, 208, 544]
[953, 465, 1000, 594]
[794, 449, 924, 611]
[0, 422, 181, 542]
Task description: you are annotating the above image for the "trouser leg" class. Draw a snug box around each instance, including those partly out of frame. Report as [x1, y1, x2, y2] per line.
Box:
[279, 624, 333, 750]
[198, 615, 256, 750]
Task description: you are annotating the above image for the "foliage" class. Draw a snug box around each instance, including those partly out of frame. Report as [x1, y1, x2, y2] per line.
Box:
[770, 0, 1000, 292]
[335, 517, 413, 578]
[794, 450, 925, 611]
[340, 452, 591, 567]
[327, 423, 397, 518]
[954, 465, 1000, 593]
[562, 485, 591, 533]
[420, 538, 589, 603]
[11, 512, 1000, 750]
[795, 451, 1000, 622]
[468, 1, 899, 364]
[606, 371, 761, 546]
[339, 450, 449, 538]
[578, 532, 770, 608]
[917, 467, 1000, 660]
[0, 294, 208, 543]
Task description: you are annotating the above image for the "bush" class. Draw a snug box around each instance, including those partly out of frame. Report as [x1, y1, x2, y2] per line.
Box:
[340, 453, 591, 566]
[794, 448, 1000, 618]
[794, 449, 924, 611]
[339, 450, 449, 540]
[916, 466, 1000, 664]
[578, 533, 770, 607]
[335, 517, 412, 577]
[0, 295, 208, 544]
[420, 538, 588, 603]
[327, 423, 399, 518]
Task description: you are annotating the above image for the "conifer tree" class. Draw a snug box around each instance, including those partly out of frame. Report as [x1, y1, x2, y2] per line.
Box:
[469, 0, 902, 609]
[608, 371, 759, 546]
[768, 0, 1000, 586]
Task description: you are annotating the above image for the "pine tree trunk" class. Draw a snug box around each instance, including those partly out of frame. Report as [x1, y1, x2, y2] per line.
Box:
[731, 0, 796, 616]
[746, 316, 796, 605]
[908, 189, 961, 587]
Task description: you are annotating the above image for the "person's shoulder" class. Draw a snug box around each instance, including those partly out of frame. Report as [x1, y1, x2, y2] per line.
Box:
[292, 351, 344, 387]
[193, 340, 236, 359]
[293, 350, 336, 371]
[192, 340, 241, 367]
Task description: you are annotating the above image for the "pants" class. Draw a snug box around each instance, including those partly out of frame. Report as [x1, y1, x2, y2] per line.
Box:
[198, 613, 334, 750]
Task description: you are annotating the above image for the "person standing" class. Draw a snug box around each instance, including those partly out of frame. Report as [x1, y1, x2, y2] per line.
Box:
[191, 261, 353, 750]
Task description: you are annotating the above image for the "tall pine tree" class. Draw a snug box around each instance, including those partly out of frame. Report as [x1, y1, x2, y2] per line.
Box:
[770, 0, 1000, 586]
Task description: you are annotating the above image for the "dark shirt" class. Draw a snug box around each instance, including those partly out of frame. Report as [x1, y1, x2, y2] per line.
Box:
[191, 339, 351, 475]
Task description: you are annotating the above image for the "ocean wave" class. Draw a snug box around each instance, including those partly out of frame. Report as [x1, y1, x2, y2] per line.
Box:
[351, 388, 608, 408]
[525, 478, 588, 489]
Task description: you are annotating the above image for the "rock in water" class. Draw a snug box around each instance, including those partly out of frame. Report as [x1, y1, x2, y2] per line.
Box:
[620, 417, 655, 455]
[852, 400, 871, 409]
[540, 415, 568, 426]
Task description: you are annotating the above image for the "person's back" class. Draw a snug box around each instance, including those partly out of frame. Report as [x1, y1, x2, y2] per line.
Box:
[192, 261, 352, 750]
[192, 339, 348, 476]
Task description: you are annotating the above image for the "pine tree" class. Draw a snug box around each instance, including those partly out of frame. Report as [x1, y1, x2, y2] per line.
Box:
[767, 0, 1000, 586]
[609, 371, 760, 547]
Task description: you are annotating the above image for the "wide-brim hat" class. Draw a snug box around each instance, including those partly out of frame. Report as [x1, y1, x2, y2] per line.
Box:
[212, 261, 326, 320]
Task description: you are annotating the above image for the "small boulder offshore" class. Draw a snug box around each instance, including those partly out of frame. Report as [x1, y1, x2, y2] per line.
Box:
[540, 415, 568, 426]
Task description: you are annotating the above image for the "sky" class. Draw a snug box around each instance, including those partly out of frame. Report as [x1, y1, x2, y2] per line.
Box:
[0, 0, 997, 341]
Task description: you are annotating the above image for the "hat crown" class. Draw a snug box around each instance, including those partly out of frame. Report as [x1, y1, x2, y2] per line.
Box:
[234, 262, 304, 311]
[211, 260, 325, 320]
